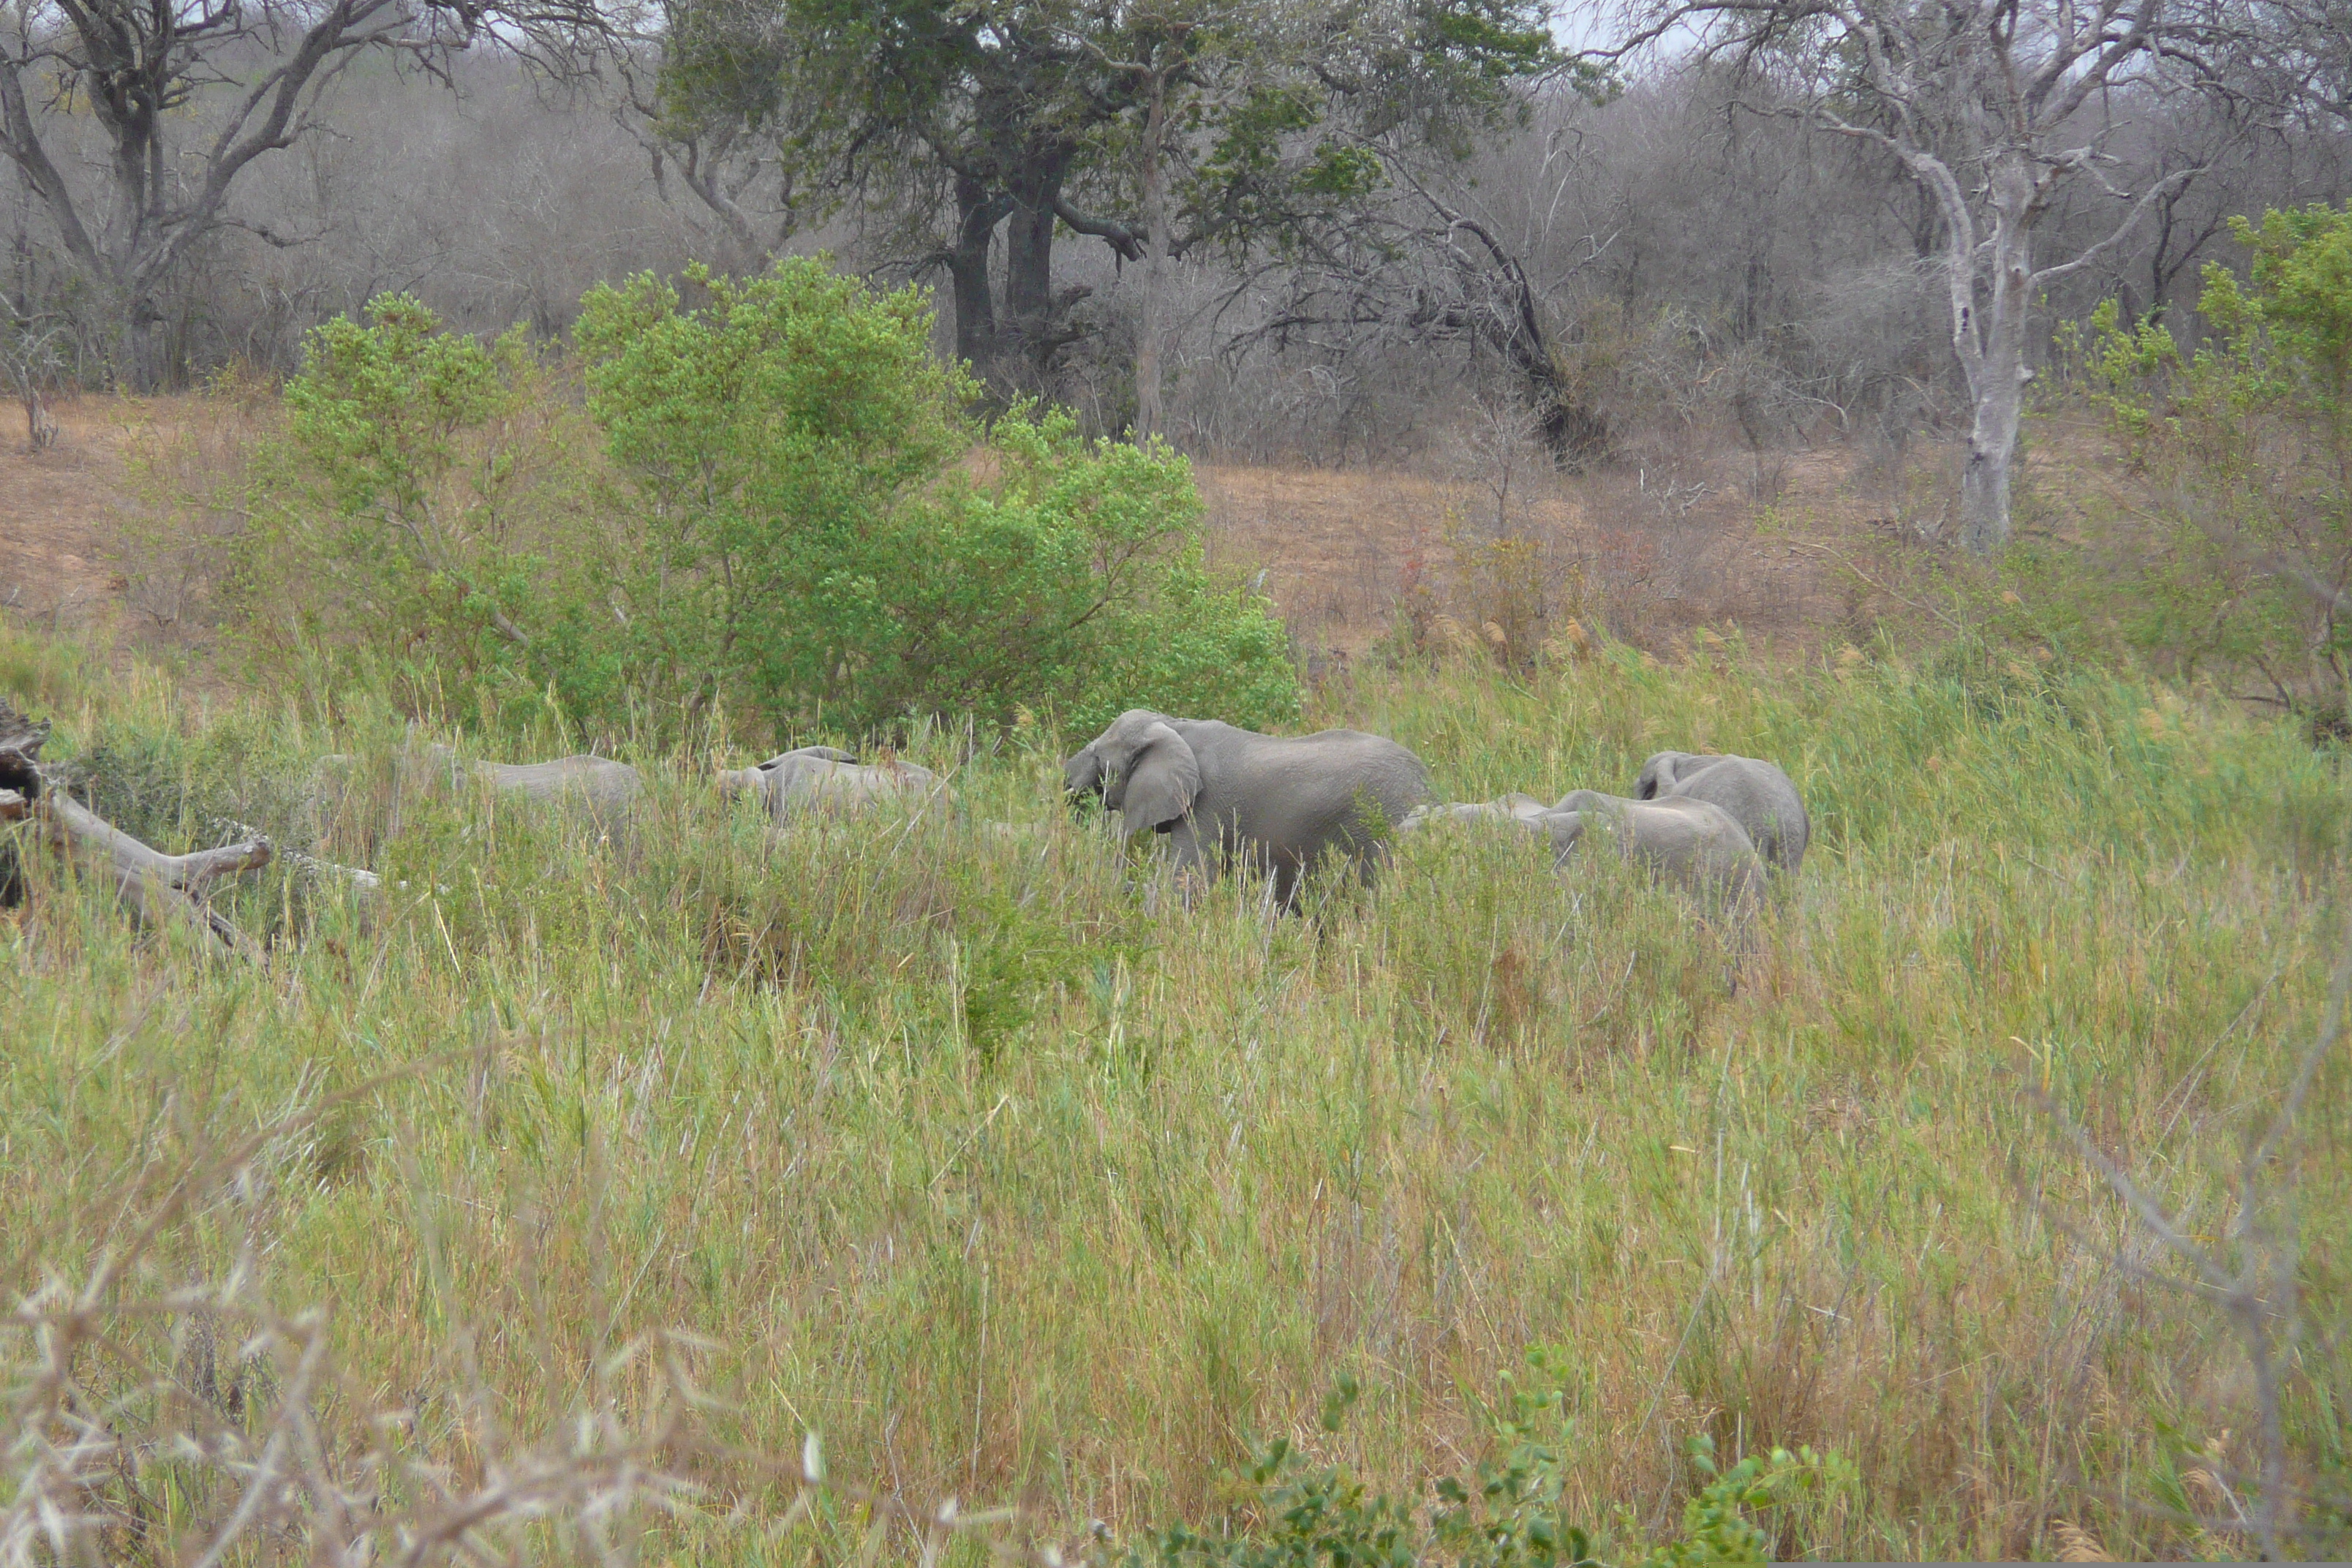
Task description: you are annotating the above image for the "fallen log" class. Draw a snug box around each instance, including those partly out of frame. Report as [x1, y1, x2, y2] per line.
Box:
[218, 817, 381, 901]
[0, 695, 272, 957]
[41, 791, 272, 960]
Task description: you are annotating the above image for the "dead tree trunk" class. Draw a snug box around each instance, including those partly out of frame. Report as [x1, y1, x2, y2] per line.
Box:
[1, 696, 272, 957]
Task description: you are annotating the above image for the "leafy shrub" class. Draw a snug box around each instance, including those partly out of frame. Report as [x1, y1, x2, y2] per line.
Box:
[574, 260, 1298, 736]
[220, 295, 600, 717]
[1115, 1358, 1852, 1568]
[208, 263, 1297, 743]
[2055, 203, 2352, 717]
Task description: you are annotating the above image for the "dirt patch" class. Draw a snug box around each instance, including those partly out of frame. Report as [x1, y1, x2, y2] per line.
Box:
[4, 389, 1937, 681]
[0, 395, 143, 634]
[1198, 442, 1916, 663]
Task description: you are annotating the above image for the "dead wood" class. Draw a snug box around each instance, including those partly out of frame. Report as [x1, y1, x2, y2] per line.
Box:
[1, 694, 271, 956]
[41, 791, 271, 959]
[219, 816, 381, 901]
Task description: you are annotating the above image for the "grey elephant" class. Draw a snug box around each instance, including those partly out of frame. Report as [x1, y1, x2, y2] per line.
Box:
[719, 746, 943, 823]
[1063, 709, 1432, 908]
[421, 743, 642, 822]
[1396, 793, 1548, 834]
[1536, 789, 1763, 903]
[1633, 751, 1809, 873]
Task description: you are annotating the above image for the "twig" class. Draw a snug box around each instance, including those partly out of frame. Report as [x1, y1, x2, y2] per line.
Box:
[1787, 541, 1964, 631]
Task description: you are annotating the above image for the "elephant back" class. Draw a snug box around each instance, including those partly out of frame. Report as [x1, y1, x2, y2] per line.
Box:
[728, 748, 941, 823]
[428, 745, 644, 819]
[1175, 721, 1433, 852]
[1651, 755, 1809, 873]
[1540, 794, 1763, 903]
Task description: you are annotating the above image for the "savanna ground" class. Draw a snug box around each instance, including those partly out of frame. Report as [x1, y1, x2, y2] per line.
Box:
[2, 391, 2348, 1563]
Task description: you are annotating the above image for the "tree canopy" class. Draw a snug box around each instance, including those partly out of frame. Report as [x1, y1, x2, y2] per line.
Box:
[652, 0, 1574, 399]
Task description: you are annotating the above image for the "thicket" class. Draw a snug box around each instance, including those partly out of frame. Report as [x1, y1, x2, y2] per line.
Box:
[200, 260, 1297, 745]
[2017, 201, 2352, 723]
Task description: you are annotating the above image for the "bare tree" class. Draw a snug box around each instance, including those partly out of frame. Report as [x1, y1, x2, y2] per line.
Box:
[1604, 0, 2281, 552]
[1067, 1, 1202, 443]
[1, 284, 62, 444]
[610, 0, 804, 275]
[0, 0, 606, 388]
[1228, 105, 1616, 466]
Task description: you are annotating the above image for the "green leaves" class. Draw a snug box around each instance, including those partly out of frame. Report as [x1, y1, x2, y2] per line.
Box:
[210, 258, 1295, 745]
[576, 257, 1298, 738]
[1636, 1438, 1853, 1567]
[1120, 1357, 1848, 1567]
[2058, 205, 2352, 703]
[219, 295, 583, 719]
[2195, 203, 2352, 422]
[285, 295, 522, 528]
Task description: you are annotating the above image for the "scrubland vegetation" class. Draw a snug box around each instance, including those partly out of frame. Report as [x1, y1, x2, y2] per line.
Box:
[7, 0, 2352, 1553]
[6, 571, 2351, 1560]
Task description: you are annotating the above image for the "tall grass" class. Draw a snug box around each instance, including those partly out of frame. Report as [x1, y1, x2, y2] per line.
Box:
[3, 622, 2346, 1561]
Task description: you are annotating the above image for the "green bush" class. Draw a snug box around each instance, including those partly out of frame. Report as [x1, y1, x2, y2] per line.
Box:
[1115, 1361, 1852, 1568]
[2056, 203, 2352, 714]
[221, 295, 600, 719]
[574, 260, 1297, 737]
[211, 262, 1297, 743]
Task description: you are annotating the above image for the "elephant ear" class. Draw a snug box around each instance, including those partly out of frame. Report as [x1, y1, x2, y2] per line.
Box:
[1633, 753, 1679, 800]
[1119, 722, 1200, 832]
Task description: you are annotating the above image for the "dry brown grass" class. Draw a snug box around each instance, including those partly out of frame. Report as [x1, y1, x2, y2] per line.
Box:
[9, 386, 1999, 687]
[0, 391, 143, 638]
[1196, 440, 1956, 668]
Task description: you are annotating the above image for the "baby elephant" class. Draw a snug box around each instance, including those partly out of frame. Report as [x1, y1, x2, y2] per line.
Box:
[1537, 790, 1763, 904]
[1634, 751, 1809, 873]
[719, 746, 942, 823]
[1065, 709, 1431, 909]
[1401, 789, 1760, 904]
[423, 743, 643, 821]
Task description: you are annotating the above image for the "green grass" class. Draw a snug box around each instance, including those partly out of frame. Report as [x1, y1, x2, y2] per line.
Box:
[3, 623, 2347, 1561]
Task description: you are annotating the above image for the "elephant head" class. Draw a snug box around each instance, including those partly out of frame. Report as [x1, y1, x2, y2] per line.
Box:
[718, 745, 860, 803]
[1063, 709, 1201, 834]
[1632, 750, 1808, 874]
[1634, 752, 1712, 801]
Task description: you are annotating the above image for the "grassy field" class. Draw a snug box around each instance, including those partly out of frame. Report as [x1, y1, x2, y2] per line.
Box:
[3, 619, 2347, 1562]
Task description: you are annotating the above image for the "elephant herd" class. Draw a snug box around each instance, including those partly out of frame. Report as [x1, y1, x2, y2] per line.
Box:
[429, 709, 1809, 916]
[1063, 710, 1807, 913]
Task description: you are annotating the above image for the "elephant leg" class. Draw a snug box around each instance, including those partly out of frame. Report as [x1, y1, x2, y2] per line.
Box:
[1166, 818, 1213, 909]
[1270, 858, 1301, 913]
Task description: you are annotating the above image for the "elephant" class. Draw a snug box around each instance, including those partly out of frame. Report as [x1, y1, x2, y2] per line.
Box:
[422, 743, 642, 822]
[1396, 793, 1548, 834]
[1534, 789, 1764, 903]
[718, 745, 943, 823]
[1063, 709, 1432, 908]
[1633, 751, 1809, 873]
[1397, 788, 1758, 903]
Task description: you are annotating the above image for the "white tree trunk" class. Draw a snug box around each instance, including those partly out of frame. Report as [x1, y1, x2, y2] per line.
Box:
[1950, 157, 2038, 554]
